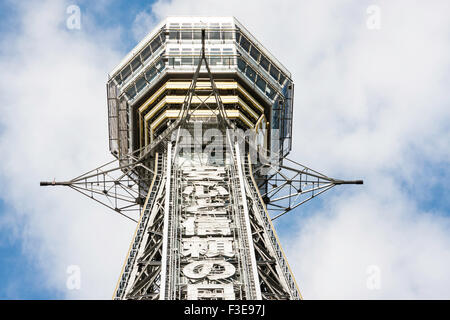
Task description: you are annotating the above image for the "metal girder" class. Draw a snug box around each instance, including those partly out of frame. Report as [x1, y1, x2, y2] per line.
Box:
[40, 148, 155, 223]
[141, 29, 233, 161]
[40, 25, 363, 302]
[39, 29, 233, 224]
[243, 152, 302, 299]
[115, 153, 165, 299]
[252, 155, 363, 220]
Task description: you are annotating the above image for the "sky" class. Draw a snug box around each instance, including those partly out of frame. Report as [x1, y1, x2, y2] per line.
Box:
[0, 0, 449, 299]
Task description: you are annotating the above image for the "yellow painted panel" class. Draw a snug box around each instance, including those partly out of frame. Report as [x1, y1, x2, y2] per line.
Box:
[149, 109, 254, 140]
[138, 81, 239, 113]
[137, 79, 265, 114]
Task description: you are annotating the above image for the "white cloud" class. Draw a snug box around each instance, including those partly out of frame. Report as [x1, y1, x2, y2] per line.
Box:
[0, 0, 133, 298]
[132, 10, 158, 42]
[1, 0, 449, 299]
[285, 188, 450, 299]
[144, 0, 450, 299]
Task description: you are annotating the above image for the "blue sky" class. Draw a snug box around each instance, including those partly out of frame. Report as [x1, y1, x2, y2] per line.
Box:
[0, 0, 157, 299]
[0, 0, 449, 299]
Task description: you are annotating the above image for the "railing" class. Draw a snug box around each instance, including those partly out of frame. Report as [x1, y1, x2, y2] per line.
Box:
[115, 154, 165, 299]
[228, 153, 258, 299]
[243, 155, 302, 300]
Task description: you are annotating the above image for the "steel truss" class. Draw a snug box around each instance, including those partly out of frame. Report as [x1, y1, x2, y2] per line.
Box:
[114, 33, 237, 299]
[40, 148, 155, 223]
[41, 28, 362, 300]
[252, 155, 363, 220]
[140, 29, 233, 160]
[115, 153, 166, 299]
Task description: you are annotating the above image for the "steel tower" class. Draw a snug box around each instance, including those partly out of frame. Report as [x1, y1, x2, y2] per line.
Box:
[41, 17, 362, 300]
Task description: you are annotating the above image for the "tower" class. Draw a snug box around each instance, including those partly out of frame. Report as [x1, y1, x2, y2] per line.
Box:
[41, 17, 362, 300]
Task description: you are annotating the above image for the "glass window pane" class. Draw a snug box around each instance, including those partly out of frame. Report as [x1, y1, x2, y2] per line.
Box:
[269, 65, 280, 81]
[181, 48, 192, 65]
[237, 57, 246, 72]
[265, 84, 275, 100]
[131, 56, 141, 72]
[169, 24, 179, 40]
[279, 73, 286, 86]
[126, 85, 136, 99]
[155, 58, 165, 71]
[135, 76, 147, 92]
[169, 30, 179, 40]
[209, 31, 220, 40]
[210, 48, 220, 65]
[272, 109, 280, 129]
[250, 46, 260, 62]
[114, 74, 122, 86]
[210, 24, 220, 39]
[145, 66, 157, 82]
[141, 45, 151, 62]
[222, 31, 232, 40]
[245, 65, 256, 82]
[260, 55, 269, 71]
[193, 48, 201, 65]
[169, 49, 180, 66]
[150, 37, 162, 52]
[121, 65, 132, 82]
[235, 31, 240, 42]
[181, 23, 191, 35]
[181, 30, 192, 40]
[193, 29, 202, 39]
[223, 48, 233, 66]
[256, 75, 266, 92]
[240, 36, 250, 52]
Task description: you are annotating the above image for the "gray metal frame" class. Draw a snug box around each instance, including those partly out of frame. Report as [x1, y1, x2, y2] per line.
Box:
[253, 156, 363, 220]
[41, 28, 362, 300]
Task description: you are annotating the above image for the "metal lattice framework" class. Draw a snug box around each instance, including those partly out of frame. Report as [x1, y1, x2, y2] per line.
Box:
[41, 28, 363, 300]
[40, 148, 155, 223]
[140, 29, 233, 159]
[253, 156, 362, 220]
[115, 153, 165, 299]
